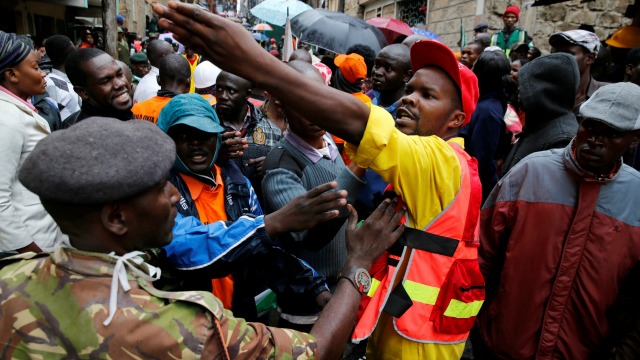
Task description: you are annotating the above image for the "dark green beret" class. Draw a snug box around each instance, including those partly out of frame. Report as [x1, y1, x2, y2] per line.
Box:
[19, 117, 175, 204]
[130, 52, 148, 64]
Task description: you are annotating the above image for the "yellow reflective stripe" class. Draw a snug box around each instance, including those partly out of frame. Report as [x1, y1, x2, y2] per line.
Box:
[367, 277, 381, 297]
[443, 299, 484, 318]
[404, 280, 439, 305]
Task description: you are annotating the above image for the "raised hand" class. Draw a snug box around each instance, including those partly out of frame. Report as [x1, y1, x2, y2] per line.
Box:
[153, 2, 271, 81]
[217, 131, 248, 162]
[264, 182, 347, 238]
[345, 200, 405, 269]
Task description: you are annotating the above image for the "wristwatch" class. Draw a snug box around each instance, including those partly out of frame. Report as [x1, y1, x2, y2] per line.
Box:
[339, 266, 371, 294]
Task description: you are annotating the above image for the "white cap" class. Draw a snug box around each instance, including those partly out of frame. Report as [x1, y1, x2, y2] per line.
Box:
[193, 61, 221, 89]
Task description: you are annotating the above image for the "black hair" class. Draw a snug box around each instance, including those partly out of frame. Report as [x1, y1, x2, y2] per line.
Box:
[65, 48, 107, 87]
[45, 35, 75, 68]
[158, 54, 191, 84]
[528, 46, 542, 60]
[346, 44, 376, 77]
[512, 58, 529, 67]
[626, 46, 640, 67]
[473, 50, 512, 96]
[465, 41, 484, 53]
[147, 40, 174, 67]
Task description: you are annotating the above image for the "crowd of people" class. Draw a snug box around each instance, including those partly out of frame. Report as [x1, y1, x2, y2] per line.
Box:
[1, 1, 640, 359]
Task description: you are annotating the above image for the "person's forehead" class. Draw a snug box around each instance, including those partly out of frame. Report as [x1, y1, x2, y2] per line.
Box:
[410, 67, 457, 93]
[504, 13, 517, 17]
[86, 55, 119, 76]
[217, 73, 247, 88]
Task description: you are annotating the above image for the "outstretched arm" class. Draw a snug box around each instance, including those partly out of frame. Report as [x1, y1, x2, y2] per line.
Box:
[153, 2, 370, 145]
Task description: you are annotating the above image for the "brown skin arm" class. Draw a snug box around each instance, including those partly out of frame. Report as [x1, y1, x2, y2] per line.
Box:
[310, 201, 405, 360]
[153, 2, 369, 145]
[16, 242, 43, 254]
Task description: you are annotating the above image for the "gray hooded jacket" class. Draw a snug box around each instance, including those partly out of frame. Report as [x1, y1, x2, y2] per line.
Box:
[501, 53, 579, 175]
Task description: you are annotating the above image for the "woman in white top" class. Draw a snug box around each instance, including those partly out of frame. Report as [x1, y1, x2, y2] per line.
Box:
[0, 31, 67, 254]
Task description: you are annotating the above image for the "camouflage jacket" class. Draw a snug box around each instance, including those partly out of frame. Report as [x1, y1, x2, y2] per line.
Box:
[0, 248, 318, 359]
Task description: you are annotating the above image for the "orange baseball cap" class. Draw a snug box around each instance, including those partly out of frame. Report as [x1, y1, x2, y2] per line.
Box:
[334, 53, 367, 83]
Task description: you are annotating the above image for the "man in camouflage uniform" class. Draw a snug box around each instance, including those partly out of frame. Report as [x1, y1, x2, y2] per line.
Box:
[0, 117, 404, 359]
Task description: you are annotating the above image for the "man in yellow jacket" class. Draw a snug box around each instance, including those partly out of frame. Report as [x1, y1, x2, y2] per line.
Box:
[153, 2, 484, 358]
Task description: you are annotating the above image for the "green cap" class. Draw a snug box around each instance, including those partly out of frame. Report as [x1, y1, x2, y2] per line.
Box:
[130, 52, 148, 64]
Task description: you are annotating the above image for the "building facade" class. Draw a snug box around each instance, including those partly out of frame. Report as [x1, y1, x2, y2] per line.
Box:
[345, 0, 635, 52]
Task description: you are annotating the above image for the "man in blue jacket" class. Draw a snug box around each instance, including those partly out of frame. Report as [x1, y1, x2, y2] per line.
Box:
[157, 94, 334, 321]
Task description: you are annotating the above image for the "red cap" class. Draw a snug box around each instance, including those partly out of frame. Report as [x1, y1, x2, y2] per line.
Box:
[410, 40, 479, 126]
[503, 5, 520, 20]
[334, 53, 367, 83]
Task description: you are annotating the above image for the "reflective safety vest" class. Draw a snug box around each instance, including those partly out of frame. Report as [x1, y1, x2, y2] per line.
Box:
[200, 93, 217, 106]
[352, 143, 484, 344]
[490, 29, 528, 57]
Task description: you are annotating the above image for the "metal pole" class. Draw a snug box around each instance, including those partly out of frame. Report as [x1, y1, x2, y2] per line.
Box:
[103, 0, 117, 58]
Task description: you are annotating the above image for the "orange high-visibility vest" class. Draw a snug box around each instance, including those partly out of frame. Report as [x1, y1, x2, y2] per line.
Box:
[353, 143, 484, 344]
[200, 93, 217, 106]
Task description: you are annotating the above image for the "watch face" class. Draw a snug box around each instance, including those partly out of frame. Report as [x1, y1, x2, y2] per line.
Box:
[354, 268, 371, 293]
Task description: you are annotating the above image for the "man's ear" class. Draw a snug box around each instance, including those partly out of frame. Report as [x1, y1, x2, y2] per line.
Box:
[74, 85, 90, 102]
[586, 52, 596, 66]
[403, 69, 413, 83]
[448, 110, 466, 129]
[626, 64, 634, 78]
[632, 130, 640, 146]
[100, 203, 128, 236]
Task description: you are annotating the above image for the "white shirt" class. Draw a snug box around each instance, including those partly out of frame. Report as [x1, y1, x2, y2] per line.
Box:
[133, 66, 160, 104]
[45, 69, 81, 121]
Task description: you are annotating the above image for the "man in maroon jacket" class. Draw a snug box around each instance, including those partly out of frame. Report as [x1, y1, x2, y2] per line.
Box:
[476, 82, 640, 359]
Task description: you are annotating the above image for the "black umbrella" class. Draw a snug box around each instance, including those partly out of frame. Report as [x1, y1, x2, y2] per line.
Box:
[291, 9, 387, 54]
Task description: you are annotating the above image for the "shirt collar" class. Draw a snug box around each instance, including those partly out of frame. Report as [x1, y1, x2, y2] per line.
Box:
[222, 105, 252, 132]
[179, 165, 223, 200]
[285, 129, 338, 163]
[0, 84, 37, 112]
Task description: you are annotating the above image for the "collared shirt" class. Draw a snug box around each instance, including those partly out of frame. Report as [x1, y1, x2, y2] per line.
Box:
[285, 130, 339, 164]
[0, 85, 37, 112]
[133, 66, 160, 104]
[45, 69, 81, 121]
[371, 90, 400, 118]
[178, 166, 233, 309]
[222, 105, 252, 133]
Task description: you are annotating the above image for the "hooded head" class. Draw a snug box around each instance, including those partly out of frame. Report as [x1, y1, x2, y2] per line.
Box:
[518, 53, 579, 125]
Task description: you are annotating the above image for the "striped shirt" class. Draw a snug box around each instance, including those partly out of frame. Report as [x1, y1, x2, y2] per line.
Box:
[45, 69, 81, 121]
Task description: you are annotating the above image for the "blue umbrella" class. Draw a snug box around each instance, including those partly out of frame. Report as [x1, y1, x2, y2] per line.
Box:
[410, 27, 442, 42]
[252, 32, 269, 41]
[250, 0, 312, 27]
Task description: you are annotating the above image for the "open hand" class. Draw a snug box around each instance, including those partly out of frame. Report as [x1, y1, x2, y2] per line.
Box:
[265, 182, 347, 238]
[218, 131, 248, 162]
[345, 200, 405, 270]
[153, 2, 270, 80]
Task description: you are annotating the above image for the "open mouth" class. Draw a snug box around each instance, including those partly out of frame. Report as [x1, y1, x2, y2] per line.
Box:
[396, 107, 416, 120]
[188, 151, 209, 163]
